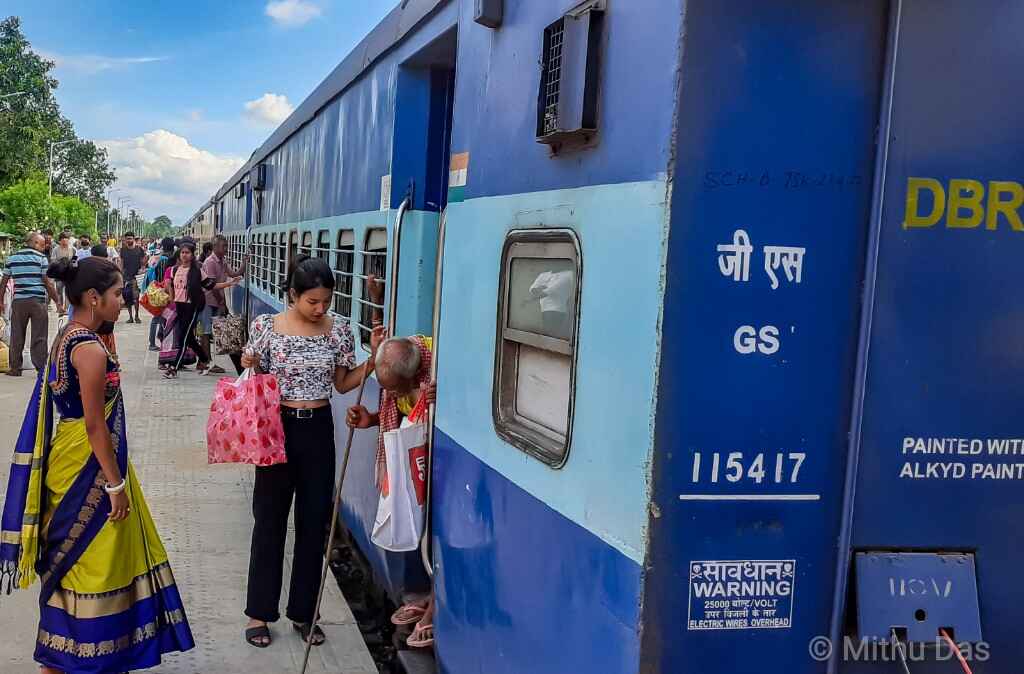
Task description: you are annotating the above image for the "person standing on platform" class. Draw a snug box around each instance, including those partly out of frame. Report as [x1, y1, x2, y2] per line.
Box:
[0, 256, 195, 673]
[199, 234, 245, 375]
[0, 233, 64, 377]
[75, 235, 92, 261]
[119, 231, 146, 324]
[240, 255, 371, 649]
[49, 232, 75, 307]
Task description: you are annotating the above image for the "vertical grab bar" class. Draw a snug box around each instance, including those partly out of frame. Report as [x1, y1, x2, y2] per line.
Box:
[387, 198, 410, 333]
[421, 208, 446, 578]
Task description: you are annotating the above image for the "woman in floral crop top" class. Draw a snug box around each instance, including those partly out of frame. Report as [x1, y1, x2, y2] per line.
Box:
[239, 255, 383, 649]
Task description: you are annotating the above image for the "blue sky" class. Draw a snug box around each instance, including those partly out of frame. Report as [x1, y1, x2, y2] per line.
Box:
[5, 0, 396, 224]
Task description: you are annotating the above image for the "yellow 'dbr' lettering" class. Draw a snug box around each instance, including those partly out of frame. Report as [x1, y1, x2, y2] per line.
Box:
[903, 177, 944, 228]
[903, 177, 1024, 232]
[946, 179, 984, 228]
[986, 181, 1024, 231]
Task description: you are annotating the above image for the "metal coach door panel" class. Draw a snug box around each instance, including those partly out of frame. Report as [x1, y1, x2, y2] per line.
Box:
[849, 1, 1024, 669]
[644, 2, 888, 672]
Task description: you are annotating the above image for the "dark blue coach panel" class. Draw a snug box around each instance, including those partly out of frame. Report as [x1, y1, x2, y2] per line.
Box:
[847, 1, 1024, 670]
[645, 2, 888, 672]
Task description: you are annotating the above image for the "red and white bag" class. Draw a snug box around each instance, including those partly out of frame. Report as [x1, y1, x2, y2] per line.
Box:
[371, 396, 429, 552]
[206, 369, 287, 466]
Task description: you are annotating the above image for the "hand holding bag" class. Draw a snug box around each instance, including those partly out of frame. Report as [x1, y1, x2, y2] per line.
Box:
[206, 368, 287, 466]
[371, 396, 429, 552]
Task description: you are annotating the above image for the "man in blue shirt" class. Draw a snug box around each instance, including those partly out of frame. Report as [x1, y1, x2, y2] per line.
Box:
[0, 233, 64, 376]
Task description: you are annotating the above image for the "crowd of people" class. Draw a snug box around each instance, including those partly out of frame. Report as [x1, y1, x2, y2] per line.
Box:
[0, 232, 438, 672]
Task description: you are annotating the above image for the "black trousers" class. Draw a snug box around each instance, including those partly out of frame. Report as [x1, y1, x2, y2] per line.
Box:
[245, 407, 336, 624]
[172, 301, 208, 369]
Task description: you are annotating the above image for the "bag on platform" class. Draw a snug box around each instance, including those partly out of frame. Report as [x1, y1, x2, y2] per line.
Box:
[371, 396, 429, 552]
[212, 314, 245, 355]
[0, 342, 9, 373]
[145, 281, 170, 310]
[206, 369, 287, 466]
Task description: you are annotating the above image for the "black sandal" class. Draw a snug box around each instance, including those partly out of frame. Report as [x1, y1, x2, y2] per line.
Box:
[245, 625, 272, 648]
[293, 622, 326, 646]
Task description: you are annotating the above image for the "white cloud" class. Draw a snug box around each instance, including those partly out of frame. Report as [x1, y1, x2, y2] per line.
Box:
[265, 0, 322, 27]
[40, 50, 165, 76]
[244, 93, 294, 126]
[99, 130, 245, 224]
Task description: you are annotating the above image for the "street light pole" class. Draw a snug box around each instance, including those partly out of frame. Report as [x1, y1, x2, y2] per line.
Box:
[48, 139, 75, 199]
[105, 186, 121, 238]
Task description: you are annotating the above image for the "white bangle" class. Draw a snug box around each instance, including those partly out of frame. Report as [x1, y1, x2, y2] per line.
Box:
[104, 478, 127, 495]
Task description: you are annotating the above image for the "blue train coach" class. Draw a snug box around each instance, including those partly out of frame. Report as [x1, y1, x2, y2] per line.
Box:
[190, 1, 1024, 672]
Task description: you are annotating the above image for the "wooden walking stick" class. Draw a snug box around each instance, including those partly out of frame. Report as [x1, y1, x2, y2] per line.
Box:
[300, 357, 373, 674]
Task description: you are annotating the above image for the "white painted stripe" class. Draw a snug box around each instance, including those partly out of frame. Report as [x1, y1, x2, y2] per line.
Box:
[679, 494, 821, 501]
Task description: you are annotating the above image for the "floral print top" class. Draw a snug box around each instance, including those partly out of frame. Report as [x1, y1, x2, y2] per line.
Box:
[247, 312, 356, 402]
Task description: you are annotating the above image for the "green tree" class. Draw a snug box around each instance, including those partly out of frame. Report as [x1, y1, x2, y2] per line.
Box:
[51, 193, 96, 238]
[0, 17, 64, 189]
[0, 174, 51, 235]
[0, 17, 115, 204]
[0, 175, 96, 239]
[50, 138, 117, 206]
[145, 214, 175, 239]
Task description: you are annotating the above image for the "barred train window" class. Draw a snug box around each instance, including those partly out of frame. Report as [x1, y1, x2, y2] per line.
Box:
[278, 232, 288, 300]
[360, 228, 387, 350]
[301, 231, 312, 256]
[333, 230, 354, 318]
[257, 234, 266, 291]
[270, 233, 279, 295]
[316, 230, 330, 262]
[493, 229, 580, 466]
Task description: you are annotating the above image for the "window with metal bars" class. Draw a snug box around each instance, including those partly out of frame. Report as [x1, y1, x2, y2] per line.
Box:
[316, 230, 330, 262]
[278, 232, 288, 300]
[542, 19, 565, 136]
[301, 231, 312, 256]
[358, 229, 388, 349]
[535, 0, 605, 146]
[333, 230, 354, 319]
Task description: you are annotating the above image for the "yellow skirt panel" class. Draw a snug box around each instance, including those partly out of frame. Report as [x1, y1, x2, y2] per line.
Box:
[44, 417, 169, 596]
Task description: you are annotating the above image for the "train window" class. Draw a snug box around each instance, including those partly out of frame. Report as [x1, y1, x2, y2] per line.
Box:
[316, 230, 330, 262]
[493, 229, 581, 466]
[358, 228, 388, 349]
[301, 231, 313, 256]
[333, 230, 354, 318]
[257, 233, 266, 291]
[269, 232, 279, 295]
[279, 232, 289, 300]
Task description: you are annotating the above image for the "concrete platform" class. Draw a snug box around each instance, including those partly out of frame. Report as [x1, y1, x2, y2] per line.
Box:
[0, 312, 376, 673]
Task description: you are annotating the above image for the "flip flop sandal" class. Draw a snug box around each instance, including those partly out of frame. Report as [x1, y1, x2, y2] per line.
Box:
[407, 623, 434, 649]
[245, 625, 272, 648]
[391, 604, 427, 625]
[293, 622, 326, 646]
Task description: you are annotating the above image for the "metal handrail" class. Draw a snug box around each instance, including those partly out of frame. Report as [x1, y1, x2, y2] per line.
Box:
[387, 197, 410, 332]
[421, 207, 447, 578]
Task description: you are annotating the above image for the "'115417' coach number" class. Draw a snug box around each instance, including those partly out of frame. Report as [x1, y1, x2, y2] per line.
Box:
[691, 452, 806, 484]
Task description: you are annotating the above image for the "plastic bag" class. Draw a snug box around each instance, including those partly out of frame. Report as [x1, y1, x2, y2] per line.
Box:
[371, 397, 429, 552]
[145, 282, 170, 309]
[207, 369, 287, 466]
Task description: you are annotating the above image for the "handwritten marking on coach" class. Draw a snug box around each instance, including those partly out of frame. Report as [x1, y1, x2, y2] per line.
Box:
[899, 436, 1024, 481]
[687, 560, 795, 631]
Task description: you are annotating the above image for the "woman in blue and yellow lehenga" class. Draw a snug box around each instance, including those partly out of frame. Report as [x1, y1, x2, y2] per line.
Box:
[0, 256, 194, 673]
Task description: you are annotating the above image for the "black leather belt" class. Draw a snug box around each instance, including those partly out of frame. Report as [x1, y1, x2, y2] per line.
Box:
[280, 405, 331, 420]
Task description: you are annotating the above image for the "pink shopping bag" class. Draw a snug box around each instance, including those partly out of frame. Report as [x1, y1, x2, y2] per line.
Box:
[207, 369, 287, 466]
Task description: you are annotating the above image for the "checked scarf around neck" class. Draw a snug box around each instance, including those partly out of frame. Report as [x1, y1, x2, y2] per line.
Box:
[375, 335, 432, 492]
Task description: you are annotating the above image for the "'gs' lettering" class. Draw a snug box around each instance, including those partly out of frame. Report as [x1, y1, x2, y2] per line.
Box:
[734, 325, 780, 355]
[903, 177, 1024, 231]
